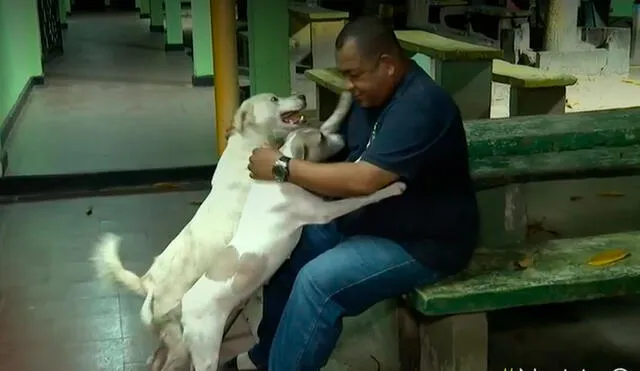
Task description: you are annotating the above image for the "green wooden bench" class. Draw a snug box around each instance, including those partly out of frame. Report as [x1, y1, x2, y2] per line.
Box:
[397, 231, 640, 371]
[305, 61, 579, 120]
[289, 3, 349, 70]
[397, 108, 640, 370]
[394, 29, 503, 120]
[492, 59, 578, 117]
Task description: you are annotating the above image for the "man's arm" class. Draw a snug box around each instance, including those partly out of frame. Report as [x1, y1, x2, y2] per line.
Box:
[288, 160, 398, 198]
[287, 92, 453, 198]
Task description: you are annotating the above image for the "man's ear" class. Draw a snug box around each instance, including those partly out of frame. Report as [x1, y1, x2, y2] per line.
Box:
[232, 101, 255, 133]
[380, 54, 395, 77]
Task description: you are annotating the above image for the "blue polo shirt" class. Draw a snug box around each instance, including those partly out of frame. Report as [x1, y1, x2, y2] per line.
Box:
[335, 61, 479, 275]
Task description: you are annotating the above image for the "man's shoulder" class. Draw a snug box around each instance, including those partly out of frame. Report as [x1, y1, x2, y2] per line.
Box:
[405, 70, 457, 112]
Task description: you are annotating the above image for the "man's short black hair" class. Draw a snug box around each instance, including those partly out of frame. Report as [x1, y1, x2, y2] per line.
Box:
[335, 16, 404, 61]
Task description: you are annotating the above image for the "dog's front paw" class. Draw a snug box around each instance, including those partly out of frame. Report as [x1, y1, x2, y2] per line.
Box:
[386, 181, 407, 196]
[375, 181, 406, 200]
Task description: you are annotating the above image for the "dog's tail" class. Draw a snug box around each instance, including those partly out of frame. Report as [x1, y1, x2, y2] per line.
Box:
[91, 232, 147, 296]
[319, 91, 353, 134]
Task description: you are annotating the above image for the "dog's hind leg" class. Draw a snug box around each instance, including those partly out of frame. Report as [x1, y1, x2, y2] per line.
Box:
[159, 322, 191, 371]
[182, 278, 230, 371]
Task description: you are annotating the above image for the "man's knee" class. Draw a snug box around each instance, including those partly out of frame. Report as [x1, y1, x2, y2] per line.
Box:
[293, 260, 335, 302]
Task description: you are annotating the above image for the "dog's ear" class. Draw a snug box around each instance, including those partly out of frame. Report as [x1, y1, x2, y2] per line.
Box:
[231, 101, 255, 133]
[291, 143, 309, 160]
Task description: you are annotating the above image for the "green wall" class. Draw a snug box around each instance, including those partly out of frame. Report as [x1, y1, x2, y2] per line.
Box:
[0, 0, 43, 125]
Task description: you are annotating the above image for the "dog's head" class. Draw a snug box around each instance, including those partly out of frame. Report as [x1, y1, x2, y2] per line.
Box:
[231, 93, 307, 142]
[281, 127, 345, 162]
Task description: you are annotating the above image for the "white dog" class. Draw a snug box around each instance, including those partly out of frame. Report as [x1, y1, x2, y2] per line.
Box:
[91, 92, 353, 371]
[180, 111, 407, 371]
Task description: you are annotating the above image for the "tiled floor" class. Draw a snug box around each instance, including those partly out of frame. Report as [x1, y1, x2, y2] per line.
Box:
[5, 11, 218, 176]
[0, 191, 254, 371]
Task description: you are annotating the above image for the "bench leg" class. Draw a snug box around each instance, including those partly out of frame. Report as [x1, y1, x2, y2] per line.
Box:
[509, 86, 567, 116]
[430, 59, 493, 120]
[419, 313, 488, 371]
[397, 300, 421, 371]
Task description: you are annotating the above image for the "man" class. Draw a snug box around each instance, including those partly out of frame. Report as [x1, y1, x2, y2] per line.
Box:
[224, 16, 479, 371]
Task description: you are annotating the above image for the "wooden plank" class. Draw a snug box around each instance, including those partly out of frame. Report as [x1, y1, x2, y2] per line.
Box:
[471, 145, 640, 188]
[466, 107, 640, 157]
[288, 3, 349, 20]
[408, 231, 640, 315]
[395, 30, 503, 61]
[492, 59, 577, 88]
[304, 68, 344, 93]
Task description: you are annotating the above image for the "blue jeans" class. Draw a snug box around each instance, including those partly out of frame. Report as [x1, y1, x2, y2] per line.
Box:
[247, 222, 445, 370]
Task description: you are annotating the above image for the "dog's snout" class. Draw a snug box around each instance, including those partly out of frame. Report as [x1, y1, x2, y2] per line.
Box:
[297, 94, 306, 103]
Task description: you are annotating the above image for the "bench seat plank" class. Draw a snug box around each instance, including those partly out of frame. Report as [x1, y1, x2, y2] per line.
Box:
[408, 231, 640, 316]
[471, 145, 640, 188]
[394, 30, 502, 61]
[492, 59, 577, 88]
[466, 106, 640, 157]
[304, 67, 344, 94]
[288, 3, 349, 20]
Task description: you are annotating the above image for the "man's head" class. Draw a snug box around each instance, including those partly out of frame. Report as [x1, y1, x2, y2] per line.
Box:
[335, 16, 408, 108]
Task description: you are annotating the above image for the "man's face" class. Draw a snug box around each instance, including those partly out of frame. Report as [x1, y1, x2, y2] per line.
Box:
[336, 38, 395, 108]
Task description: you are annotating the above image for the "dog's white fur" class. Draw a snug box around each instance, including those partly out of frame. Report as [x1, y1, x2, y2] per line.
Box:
[180, 107, 407, 371]
[91, 93, 324, 371]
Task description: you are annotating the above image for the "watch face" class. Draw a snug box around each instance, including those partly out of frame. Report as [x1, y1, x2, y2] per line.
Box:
[273, 161, 287, 182]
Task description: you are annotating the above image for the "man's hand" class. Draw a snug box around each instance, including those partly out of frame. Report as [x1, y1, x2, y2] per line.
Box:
[248, 147, 282, 180]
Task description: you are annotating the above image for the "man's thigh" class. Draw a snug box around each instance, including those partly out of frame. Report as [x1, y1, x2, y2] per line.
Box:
[296, 235, 443, 316]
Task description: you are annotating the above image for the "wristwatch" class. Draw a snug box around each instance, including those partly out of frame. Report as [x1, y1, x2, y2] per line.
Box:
[272, 156, 291, 183]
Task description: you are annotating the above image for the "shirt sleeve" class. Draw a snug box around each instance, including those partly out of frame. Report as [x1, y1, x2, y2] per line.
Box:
[360, 92, 453, 180]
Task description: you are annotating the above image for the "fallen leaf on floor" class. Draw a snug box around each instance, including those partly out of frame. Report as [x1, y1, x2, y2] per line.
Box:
[189, 201, 203, 206]
[153, 182, 180, 190]
[587, 249, 630, 266]
[569, 195, 583, 201]
[621, 78, 640, 86]
[514, 256, 535, 270]
[597, 191, 625, 197]
[86, 206, 93, 216]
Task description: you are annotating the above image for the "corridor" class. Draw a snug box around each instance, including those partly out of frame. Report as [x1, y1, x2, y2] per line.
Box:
[4, 11, 217, 176]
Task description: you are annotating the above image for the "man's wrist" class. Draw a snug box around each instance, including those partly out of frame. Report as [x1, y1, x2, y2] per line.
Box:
[272, 155, 291, 182]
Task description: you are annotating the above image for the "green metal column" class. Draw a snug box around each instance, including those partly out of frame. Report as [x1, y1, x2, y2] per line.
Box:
[140, 0, 150, 19]
[165, 0, 183, 50]
[59, 0, 68, 28]
[149, 0, 164, 32]
[248, 0, 290, 95]
[190, 0, 214, 85]
[135, 0, 141, 11]
[64, 0, 71, 15]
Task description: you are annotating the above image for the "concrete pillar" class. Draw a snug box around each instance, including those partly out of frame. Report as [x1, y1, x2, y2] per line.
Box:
[149, 0, 164, 32]
[247, 0, 290, 95]
[135, 0, 141, 11]
[544, 0, 580, 51]
[164, 0, 184, 50]
[190, 0, 214, 86]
